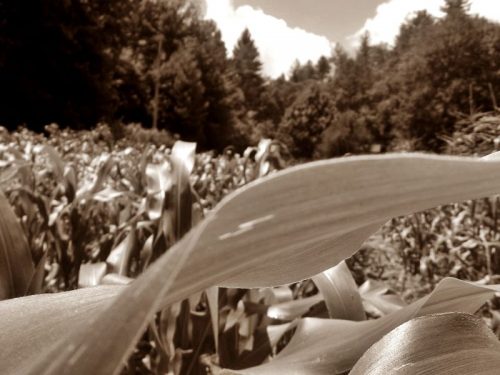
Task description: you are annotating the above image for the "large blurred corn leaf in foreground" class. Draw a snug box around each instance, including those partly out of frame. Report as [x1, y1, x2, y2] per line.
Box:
[3, 154, 500, 373]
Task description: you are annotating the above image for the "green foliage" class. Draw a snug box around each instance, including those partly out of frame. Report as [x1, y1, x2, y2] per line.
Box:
[316, 110, 373, 158]
[278, 84, 337, 159]
[0, 0, 498, 155]
[0, 0, 121, 130]
[370, 8, 500, 151]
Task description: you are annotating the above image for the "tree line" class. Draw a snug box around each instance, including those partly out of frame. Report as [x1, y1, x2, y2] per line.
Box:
[0, 0, 498, 157]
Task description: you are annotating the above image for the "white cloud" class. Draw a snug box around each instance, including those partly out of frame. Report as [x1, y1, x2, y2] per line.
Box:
[204, 0, 334, 78]
[349, 0, 500, 47]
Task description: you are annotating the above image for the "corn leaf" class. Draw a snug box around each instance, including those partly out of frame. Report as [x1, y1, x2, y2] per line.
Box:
[101, 274, 134, 285]
[106, 228, 137, 276]
[35, 145, 65, 180]
[350, 312, 500, 374]
[170, 142, 195, 239]
[359, 279, 406, 316]
[312, 261, 365, 320]
[207, 286, 220, 352]
[0, 191, 34, 300]
[0, 286, 123, 374]
[92, 186, 124, 202]
[267, 295, 322, 320]
[78, 263, 108, 288]
[199, 154, 500, 288]
[235, 278, 500, 375]
[171, 141, 197, 174]
[145, 161, 171, 220]
[26, 251, 47, 295]
[266, 322, 297, 350]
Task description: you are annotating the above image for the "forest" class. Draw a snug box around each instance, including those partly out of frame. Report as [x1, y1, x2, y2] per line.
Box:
[0, 0, 498, 156]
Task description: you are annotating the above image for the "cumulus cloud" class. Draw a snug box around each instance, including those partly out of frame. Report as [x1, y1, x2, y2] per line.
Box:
[349, 0, 500, 47]
[204, 0, 334, 78]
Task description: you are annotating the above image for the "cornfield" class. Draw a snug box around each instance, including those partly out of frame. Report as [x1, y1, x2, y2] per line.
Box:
[3, 125, 500, 374]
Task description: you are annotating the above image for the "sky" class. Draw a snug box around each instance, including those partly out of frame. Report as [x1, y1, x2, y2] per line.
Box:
[204, 0, 500, 79]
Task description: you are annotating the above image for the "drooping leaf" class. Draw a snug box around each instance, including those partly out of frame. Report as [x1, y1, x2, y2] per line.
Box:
[235, 278, 500, 374]
[171, 141, 197, 174]
[78, 263, 108, 288]
[92, 187, 124, 203]
[359, 279, 406, 316]
[0, 191, 34, 300]
[267, 295, 322, 321]
[106, 228, 137, 276]
[76, 155, 115, 199]
[312, 261, 365, 320]
[34, 145, 65, 180]
[266, 322, 297, 350]
[255, 139, 272, 177]
[101, 274, 134, 285]
[89, 155, 115, 195]
[350, 312, 500, 374]
[0, 159, 31, 186]
[269, 286, 293, 304]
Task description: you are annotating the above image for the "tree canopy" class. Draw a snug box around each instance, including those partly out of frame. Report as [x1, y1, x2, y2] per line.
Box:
[0, 0, 498, 154]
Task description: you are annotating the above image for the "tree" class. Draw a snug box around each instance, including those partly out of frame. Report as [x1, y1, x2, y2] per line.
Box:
[441, 0, 471, 19]
[316, 110, 372, 158]
[316, 56, 332, 80]
[231, 28, 265, 115]
[376, 7, 500, 151]
[329, 45, 358, 112]
[278, 84, 336, 159]
[0, 0, 128, 130]
[290, 60, 317, 82]
[394, 10, 435, 53]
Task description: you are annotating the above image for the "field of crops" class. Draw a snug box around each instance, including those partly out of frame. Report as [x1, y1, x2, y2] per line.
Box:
[3, 124, 500, 374]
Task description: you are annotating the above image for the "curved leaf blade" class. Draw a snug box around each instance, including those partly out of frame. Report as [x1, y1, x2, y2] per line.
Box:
[0, 286, 122, 374]
[350, 312, 500, 375]
[235, 278, 500, 374]
[195, 154, 500, 288]
[312, 261, 365, 320]
[0, 191, 34, 300]
[267, 295, 323, 321]
[359, 279, 406, 316]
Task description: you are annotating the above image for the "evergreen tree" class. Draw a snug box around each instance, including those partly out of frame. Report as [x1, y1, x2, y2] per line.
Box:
[394, 10, 435, 53]
[316, 56, 332, 80]
[290, 60, 317, 82]
[231, 28, 265, 115]
[441, 0, 471, 18]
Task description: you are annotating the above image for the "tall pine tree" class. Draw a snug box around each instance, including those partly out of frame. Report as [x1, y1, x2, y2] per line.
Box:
[231, 29, 265, 116]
